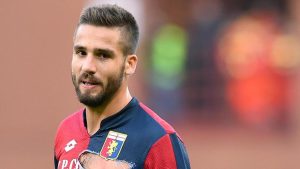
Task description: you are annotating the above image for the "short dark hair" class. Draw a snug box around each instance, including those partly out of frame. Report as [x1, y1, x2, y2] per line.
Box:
[77, 4, 139, 55]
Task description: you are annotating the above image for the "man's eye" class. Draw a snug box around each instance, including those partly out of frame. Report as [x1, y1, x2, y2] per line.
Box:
[96, 53, 110, 59]
[76, 50, 86, 56]
[100, 54, 109, 58]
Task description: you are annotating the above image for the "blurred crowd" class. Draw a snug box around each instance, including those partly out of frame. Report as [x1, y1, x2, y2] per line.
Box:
[132, 0, 300, 131]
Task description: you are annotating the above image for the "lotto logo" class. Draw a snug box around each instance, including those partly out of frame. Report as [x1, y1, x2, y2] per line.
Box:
[65, 139, 77, 152]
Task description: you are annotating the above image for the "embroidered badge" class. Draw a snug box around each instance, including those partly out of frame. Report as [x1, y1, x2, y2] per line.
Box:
[100, 131, 127, 160]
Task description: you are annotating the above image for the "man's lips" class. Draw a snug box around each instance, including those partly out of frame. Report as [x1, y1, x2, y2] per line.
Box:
[79, 79, 101, 89]
[81, 80, 99, 85]
[80, 82, 98, 89]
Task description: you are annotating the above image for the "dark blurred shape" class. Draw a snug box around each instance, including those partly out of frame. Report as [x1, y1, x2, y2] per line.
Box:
[184, 0, 228, 121]
[223, 0, 288, 15]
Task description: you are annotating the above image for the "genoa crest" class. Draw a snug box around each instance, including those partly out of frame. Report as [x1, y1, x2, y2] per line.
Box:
[100, 131, 127, 160]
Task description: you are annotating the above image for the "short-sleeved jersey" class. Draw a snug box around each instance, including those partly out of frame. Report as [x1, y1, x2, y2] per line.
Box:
[54, 98, 190, 169]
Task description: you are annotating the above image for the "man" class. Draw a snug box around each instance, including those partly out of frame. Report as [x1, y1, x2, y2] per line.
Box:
[54, 4, 190, 169]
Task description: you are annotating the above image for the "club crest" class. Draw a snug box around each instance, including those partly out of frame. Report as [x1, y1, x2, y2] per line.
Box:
[100, 131, 127, 160]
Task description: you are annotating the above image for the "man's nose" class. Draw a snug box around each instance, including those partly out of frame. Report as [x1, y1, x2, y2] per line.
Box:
[81, 55, 97, 73]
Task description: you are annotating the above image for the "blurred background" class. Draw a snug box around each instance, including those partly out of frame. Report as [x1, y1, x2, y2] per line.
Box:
[1, 0, 300, 168]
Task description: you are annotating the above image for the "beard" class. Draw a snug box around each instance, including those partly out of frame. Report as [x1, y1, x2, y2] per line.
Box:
[72, 65, 125, 108]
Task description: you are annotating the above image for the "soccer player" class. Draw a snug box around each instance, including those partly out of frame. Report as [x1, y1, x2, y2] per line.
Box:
[54, 4, 190, 169]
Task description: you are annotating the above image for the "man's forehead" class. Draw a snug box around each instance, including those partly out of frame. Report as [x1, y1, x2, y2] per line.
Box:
[73, 24, 123, 50]
[75, 24, 121, 40]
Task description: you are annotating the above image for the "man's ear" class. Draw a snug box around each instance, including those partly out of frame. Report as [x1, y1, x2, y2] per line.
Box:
[125, 54, 138, 75]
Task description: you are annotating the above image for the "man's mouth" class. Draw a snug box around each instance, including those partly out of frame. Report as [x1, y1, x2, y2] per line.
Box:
[79, 78, 101, 89]
[81, 80, 98, 85]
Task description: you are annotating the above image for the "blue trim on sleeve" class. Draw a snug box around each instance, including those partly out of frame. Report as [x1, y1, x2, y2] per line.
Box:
[170, 133, 191, 169]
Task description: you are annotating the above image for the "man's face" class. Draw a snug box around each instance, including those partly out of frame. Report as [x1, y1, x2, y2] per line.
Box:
[71, 24, 126, 107]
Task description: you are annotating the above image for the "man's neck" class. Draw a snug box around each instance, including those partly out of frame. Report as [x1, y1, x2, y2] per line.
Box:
[85, 87, 132, 136]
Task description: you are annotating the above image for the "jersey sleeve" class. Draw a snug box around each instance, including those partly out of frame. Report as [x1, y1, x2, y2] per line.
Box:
[144, 133, 191, 169]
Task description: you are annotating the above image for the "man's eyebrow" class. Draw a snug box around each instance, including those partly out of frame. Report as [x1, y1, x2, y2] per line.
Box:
[94, 48, 115, 56]
[73, 45, 86, 50]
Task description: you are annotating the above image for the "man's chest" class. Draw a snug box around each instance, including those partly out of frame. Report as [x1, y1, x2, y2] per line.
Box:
[56, 131, 136, 169]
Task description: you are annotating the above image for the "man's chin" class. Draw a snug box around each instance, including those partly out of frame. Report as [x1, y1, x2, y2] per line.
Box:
[79, 99, 103, 107]
[77, 93, 105, 107]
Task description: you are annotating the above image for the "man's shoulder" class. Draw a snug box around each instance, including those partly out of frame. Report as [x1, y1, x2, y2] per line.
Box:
[124, 101, 177, 147]
[137, 102, 176, 135]
[56, 109, 84, 133]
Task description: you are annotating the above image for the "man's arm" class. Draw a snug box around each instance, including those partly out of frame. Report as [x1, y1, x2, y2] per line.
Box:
[144, 133, 191, 169]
